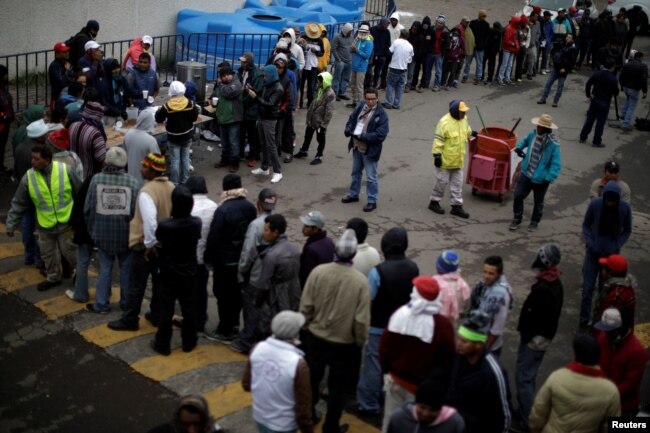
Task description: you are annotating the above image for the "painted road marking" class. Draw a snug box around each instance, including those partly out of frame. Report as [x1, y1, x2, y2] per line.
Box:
[0, 267, 44, 293]
[635, 322, 650, 349]
[34, 288, 120, 320]
[203, 381, 252, 420]
[0, 242, 27, 260]
[131, 344, 246, 381]
[80, 318, 157, 348]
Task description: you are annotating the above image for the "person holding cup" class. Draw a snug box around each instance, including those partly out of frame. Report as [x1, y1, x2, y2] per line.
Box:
[127, 52, 160, 110]
[211, 67, 243, 173]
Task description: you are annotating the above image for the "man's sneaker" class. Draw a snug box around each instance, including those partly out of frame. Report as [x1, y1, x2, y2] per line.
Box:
[204, 330, 236, 343]
[509, 219, 522, 231]
[270, 173, 283, 183]
[416, 86, 423, 93]
[228, 339, 250, 354]
[432, 86, 440, 92]
[251, 168, 270, 175]
[65, 289, 87, 303]
[450, 205, 470, 219]
[537, 99, 546, 104]
[428, 200, 445, 214]
[283, 155, 293, 163]
[310, 156, 323, 165]
[37, 280, 62, 292]
[339, 94, 350, 100]
[86, 304, 109, 314]
[592, 142, 605, 148]
[461, 77, 467, 83]
[610, 122, 622, 129]
[107, 319, 139, 331]
[341, 196, 359, 203]
[552, 102, 558, 107]
[294, 150, 308, 159]
[201, 130, 221, 142]
[528, 221, 539, 232]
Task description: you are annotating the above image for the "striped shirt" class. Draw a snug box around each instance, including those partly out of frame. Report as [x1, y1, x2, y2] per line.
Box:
[69, 120, 107, 181]
[524, 133, 547, 179]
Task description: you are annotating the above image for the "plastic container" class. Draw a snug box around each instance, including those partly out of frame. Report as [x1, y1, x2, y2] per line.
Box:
[479, 127, 517, 150]
[125, 106, 139, 127]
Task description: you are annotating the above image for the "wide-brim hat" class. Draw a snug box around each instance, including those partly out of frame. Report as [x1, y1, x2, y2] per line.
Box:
[305, 22, 321, 39]
[531, 113, 558, 129]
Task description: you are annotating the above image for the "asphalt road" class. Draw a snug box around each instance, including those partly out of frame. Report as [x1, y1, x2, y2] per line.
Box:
[1, 1, 650, 431]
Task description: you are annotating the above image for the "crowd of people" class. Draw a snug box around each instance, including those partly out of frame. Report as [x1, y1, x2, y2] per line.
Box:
[0, 6, 648, 433]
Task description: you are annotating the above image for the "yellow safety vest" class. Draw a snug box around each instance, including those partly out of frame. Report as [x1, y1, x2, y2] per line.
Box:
[27, 161, 74, 229]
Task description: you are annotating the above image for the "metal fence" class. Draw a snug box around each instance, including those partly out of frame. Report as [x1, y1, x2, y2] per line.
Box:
[1, 0, 394, 113]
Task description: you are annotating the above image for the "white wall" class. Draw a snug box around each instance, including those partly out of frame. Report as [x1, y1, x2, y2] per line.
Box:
[0, 0, 241, 56]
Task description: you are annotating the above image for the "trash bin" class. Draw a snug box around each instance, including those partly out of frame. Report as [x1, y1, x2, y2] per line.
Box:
[176, 61, 207, 103]
[479, 127, 518, 150]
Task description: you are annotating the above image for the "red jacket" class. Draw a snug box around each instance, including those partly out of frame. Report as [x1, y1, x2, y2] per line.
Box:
[598, 331, 649, 412]
[502, 21, 520, 53]
[379, 314, 455, 394]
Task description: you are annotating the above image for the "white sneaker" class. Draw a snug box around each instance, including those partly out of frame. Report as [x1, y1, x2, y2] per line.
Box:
[201, 130, 221, 142]
[270, 173, 283, 183]
[251, 168, 270, 175]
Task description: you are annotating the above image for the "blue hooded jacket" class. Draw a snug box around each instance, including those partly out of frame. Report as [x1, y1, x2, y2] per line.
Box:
[516, 129, 562, 184]
[582, 181, 632, 256]
[263, 64, 279, 86]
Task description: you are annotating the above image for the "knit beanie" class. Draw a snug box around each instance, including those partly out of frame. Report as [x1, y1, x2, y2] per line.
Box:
[413, 276, 440, 301]
[343, 23, 354, 34]
[436, 250, 459, 274]
[335, 229, 358, 260]
[82, 101, 104, 121]
[142, 152, 166, 173]
[222, 173, 242, 191]
[185, 176, 208, 194]
[531, 244, 561, 269]
[169, 81, 186, 97]
[271, 311, 305, 343]
[105, 146, 127, 168]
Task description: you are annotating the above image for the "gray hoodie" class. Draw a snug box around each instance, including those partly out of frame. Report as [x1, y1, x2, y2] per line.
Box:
[332, 27, 355, 63]
[123, 110, 160, 182]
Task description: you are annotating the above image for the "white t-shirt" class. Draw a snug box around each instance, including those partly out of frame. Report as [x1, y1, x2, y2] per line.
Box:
[388, 39, 414, 70]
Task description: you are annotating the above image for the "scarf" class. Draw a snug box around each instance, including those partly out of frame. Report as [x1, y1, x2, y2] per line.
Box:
[536, 266, 561, 282]
[387, 288, 443, 343]
[565, 361, 606, 378]
[219, 188, 247, 204]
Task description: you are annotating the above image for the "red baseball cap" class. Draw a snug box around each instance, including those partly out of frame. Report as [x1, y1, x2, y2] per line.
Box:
[599, 254, 628, 273]
[53, 42, 70, 53]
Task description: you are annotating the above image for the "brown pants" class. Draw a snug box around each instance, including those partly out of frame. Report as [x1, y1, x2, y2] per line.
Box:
[39, 228, 77, 282]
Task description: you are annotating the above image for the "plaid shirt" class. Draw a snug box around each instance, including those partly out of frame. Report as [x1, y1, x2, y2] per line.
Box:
[84, 167, 141, 253]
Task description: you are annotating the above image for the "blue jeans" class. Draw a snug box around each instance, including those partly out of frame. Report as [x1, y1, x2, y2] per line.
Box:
[497, 51, 515, 82]
[256, 423, 296, 433]
[385, 69, 406, 108]
[348, 149, 378, 204]
[433, 54, 444, 88]
[93, 249, 132, 312]
[168, 140, 191, 184]
[541, 68, 566, 103]
[356, 333, 382, 411]
[580, 99, 610, 145]
[515, 343, 546, 430]
[219, 122, 241, 166]
[332, 60, 351, 96]
[463, 51, 485, 80]
[73, 243, 93, 302]
[621, 87, 640, 127]
[580, 248, 603, 324]
[21, 210, 42, 265]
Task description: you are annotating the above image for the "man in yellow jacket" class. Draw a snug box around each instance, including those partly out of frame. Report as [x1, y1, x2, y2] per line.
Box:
[6, 143, 81, 291]
[428, 99, 474, 218]
[317, 24, 331, 73]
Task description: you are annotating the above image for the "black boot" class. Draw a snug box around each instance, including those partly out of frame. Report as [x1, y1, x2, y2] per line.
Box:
[428, 200, 444, 214]
[450, 205, 470, 219]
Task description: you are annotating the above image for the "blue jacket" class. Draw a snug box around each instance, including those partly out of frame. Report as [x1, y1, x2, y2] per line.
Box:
[516, 129, 562, 184]
[346, 102, 389, 162]
[352, 37, 374, 73]
[582, 182, 632, 256]
[542, 20, 553, 46]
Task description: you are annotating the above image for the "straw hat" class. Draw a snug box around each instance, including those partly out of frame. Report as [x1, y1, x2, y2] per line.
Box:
[531, 113, 558, 129]
[304, 22, 321, 39]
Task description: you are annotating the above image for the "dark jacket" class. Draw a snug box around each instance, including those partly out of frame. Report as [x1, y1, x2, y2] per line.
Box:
[592, 18, 614, 50]
[619, 59, 648, 93]
[238, 65, 264, 121]
[69, 27, 94, 68]
[78, 54, 102, 90]
[156, 187, 202, 277]
[212, 76, 244, 125]
[407, 22, 425, 60]
[387, 402, 466, 433]
[256, 80, 284, 120]
[71, 175, 94, 246]
[551, 43, 577, 77]
[445, 350, 512, 433]
[517, 271, 564, 344]
[421, 16, 435, 55]
[582, 182, 632, 256]
[371, 21, 392, 58]
[596, 45, 624, 72]
[470, 19, 491, 51]
[48, 58, 71, 100]
[486, 26, 503, 55]
[204, 195, 257, 265]
[155, 98, 199, 145]
[345, 102, 390, 162]
[585, 68, 619, 103]
[299, 230, 335, 287]
[432, 26, 451, 55]
[99, 59, 129, 117]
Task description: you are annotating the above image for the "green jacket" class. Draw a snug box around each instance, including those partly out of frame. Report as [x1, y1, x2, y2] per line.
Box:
[212, 76, 244, 125]
[237, 66, 264, 121]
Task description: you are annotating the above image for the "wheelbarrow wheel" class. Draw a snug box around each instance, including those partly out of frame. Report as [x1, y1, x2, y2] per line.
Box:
[472, 187, 478, 196]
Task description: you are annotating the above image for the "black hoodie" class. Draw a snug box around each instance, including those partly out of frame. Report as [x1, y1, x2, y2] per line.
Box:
[155, 185, 202, 277]
[99, 59, 129, 117]
[408, 21, 425, 60]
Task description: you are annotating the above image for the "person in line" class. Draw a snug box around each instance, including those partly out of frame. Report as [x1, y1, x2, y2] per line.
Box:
[589, 160, 631, 204]
[127, 52, 160, 110]
[212, 67, 244, 173]
[48, 42, 72, 110]
[432, 250, 471, 326]
[123, 110, 160, 183]
[68, 20, 100, 68]
[593, 254, 636, 325]
[382, 29, 413, 110]
[610, 50, 648, 131]
[346, 217, 380, 276]
[298, 210, 334, 288]
[331, 23, 354, 100]
[347, 24, 374, 108]
[238, 52, 264, 168]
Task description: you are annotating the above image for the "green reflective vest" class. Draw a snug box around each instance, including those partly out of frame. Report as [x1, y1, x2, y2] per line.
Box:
[27, 161, 74, 229]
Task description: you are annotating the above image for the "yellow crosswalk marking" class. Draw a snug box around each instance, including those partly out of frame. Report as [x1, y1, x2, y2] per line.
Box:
[0, 242, 26, 259]
[34, 288, 120, 320]
[0, 267, 45, 293]
[131, 344, 246, 381]
[203, 381, 252, 420]
[315, 414, 380, 433]
[635, 322, 650, 349]
[80, 318, 157, 348]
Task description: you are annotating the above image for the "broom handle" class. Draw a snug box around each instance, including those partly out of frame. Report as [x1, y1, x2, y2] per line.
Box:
[476, 106, 489, 136]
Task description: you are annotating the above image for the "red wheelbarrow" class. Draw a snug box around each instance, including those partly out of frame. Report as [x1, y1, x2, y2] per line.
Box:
[465, 127, 521, 203]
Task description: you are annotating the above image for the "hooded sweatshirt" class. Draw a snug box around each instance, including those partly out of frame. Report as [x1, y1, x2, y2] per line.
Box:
[155, 186, 202, 277]
[386, 403, 465, 433]
[432, 100, 472, 170]
[100, 59, 129, 117]
[332, 26, 354, 63]
[389, 12, 405, 43]
[408, 21, 424, 60]
[12, 104, 44, 152]
[154, 93, 199, 145]
[306, 72, 335, 129]
[372, 17, 392, 57]
[283, 28, 305, 69]
[502, 16, 521, 53]
[582, 181, 632, 256]
[124, 111, 160, 181]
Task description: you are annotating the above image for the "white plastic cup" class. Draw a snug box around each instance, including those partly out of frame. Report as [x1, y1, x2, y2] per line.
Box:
[142, 90, 149, 99]
[147, 96, 155, 104]
[212, 97, 218, 106]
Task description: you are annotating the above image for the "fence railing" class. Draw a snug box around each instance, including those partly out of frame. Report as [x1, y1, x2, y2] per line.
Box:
[1, 0, 395, 113]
